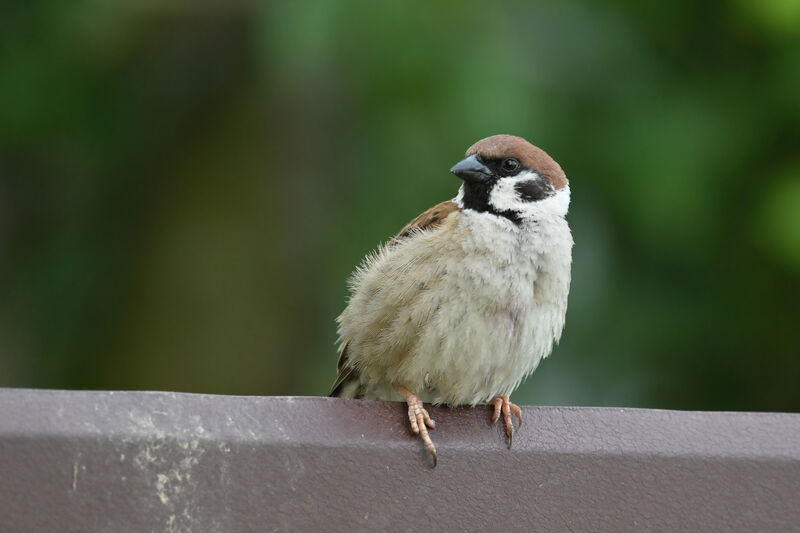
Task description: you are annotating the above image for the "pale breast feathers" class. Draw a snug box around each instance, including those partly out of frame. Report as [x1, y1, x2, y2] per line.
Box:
[330, 201, 460, 397]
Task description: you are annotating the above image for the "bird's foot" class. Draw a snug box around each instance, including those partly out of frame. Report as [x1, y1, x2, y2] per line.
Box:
[397, 386, 437, 467]
[491, 395, 522, 449]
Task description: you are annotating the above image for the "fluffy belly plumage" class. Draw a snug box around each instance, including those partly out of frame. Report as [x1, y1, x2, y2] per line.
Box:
[339, 213, 570, 406]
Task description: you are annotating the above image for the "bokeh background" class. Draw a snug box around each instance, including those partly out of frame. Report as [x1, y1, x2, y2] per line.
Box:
[2, 0, 799, 412]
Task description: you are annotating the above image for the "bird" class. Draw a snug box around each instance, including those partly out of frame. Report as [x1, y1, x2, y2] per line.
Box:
[330, 134, 573, 466]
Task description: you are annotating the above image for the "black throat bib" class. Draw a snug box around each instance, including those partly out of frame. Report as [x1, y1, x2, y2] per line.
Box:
[460, 182, 522, 225]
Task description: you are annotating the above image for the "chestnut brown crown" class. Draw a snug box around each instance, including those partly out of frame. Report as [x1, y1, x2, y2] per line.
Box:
[466, 134, 568, 190]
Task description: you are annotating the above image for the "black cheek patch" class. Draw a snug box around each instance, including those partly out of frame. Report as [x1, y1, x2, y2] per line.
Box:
[514, 178, 553, 202]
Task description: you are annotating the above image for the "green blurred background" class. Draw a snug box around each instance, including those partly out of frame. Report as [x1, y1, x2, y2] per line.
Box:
[2, 0, 799, 411]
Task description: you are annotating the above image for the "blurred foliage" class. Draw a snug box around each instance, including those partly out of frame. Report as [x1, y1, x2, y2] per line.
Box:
[1, 0, 798, 412]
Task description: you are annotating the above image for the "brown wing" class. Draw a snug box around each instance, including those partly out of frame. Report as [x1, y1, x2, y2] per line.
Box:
[330, 201, 460, 397]
[390, 200, 460, 245]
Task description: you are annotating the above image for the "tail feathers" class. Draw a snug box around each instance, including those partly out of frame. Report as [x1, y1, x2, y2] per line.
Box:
[329, 368, 363, 398]
[329, 340, 364, 398]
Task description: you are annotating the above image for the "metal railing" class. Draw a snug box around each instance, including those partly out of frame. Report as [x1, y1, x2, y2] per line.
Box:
[1, 389, 799, 532]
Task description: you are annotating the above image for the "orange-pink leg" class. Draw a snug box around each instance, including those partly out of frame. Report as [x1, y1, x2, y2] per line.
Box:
[397, 386, 437, 467]
[491, 395, 522, 449]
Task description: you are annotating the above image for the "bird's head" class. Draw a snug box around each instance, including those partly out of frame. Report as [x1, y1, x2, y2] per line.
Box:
[450, 134, 569, 224]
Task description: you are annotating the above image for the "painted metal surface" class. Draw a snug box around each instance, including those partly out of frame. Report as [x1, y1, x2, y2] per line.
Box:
[1, 389, 799, 532]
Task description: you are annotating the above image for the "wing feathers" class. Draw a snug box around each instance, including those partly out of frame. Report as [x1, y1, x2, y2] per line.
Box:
[390, 200, 459, 245]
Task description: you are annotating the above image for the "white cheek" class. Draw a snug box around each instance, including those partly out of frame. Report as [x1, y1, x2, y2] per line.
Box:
[487, 178, 522, 212]
[454, 186, 465, 208]
[488, 171, 541, 212]
[539, 185, 571, 218]
[489, 171, 570, 220]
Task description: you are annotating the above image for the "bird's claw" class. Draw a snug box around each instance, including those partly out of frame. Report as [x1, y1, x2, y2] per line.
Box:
[398, 386, 437, 467]
[491, 396, 522, 449]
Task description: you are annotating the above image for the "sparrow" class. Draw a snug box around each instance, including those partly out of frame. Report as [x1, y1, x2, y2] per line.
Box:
[330, 134, 573, 466]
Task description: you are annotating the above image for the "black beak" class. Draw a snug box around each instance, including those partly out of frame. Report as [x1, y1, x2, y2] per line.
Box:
[450, 154, 492, 183]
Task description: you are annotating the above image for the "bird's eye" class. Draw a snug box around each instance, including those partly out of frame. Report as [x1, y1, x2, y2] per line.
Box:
[501, 158, 520, 173]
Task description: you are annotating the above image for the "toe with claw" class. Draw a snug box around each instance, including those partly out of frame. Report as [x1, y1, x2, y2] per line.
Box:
[397, 386, 437, 467]
[491, 395, 522, 449]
